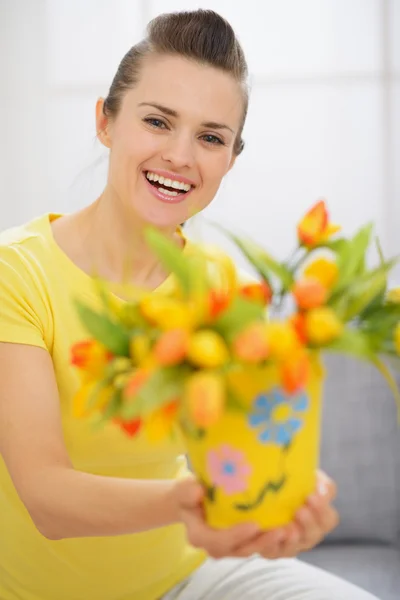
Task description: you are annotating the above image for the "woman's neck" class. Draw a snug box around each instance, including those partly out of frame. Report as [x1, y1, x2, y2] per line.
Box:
[52, 193, 183, 289]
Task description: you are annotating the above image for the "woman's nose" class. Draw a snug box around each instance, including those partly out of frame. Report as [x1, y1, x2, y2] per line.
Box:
[161, 132, 195, 169]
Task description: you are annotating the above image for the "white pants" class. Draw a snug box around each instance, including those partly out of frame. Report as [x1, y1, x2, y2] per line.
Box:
[162, 555, 379, 600]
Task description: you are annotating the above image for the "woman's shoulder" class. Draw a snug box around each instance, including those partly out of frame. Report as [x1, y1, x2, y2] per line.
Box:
[0, 213, 57, 271]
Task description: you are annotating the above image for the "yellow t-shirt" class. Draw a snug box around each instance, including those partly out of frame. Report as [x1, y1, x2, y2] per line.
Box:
[0, 214, 206, 600]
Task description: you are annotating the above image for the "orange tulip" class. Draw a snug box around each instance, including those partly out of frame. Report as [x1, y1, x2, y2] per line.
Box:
[305, 307, 343, 345]
[281, 351, 310, 395]
[303, 257, 339, 289]
[290, 312, 308, 344]
[292, 277, 328, 310]
[239, 281, 272, 306]
[70, 340, 112, 379]
[153, 329, 190, 366]
[297, 200, 340, 248]
[186, 371, 225, 428]
[208, 289, 232, 319]
[123, 368, 150, 401]
[233, 322, 269, 363]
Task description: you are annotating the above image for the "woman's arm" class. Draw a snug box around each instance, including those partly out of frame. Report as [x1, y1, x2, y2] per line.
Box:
[0, 343, 180, 540]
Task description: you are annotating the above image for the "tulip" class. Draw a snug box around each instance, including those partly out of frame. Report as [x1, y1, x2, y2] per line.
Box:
[145, 400, 179, 442]
[387, 288, 400, 304]
[265, 321, 300, 361]
[233, 322, 269, 363]
[305, 307, 343, 345]
[70, 340, 112, 380]
[280, 351, 310, 395]
[185, 371, 225, 427]
[139, 295, 196, 330]
[303, 257, 339, 289]
[290, 312, 308, 344]
[292, 277, 328, 310]
[123, 368, 150, 401]
[239, 281, 272, 306]
[129, 333, 151, 365]
[187, 330, 229, 368]
[297, 200, 340, 248]
[153, 329, 190, 366]
[72, 381, 113, 419]
[208, 289, 232, 319]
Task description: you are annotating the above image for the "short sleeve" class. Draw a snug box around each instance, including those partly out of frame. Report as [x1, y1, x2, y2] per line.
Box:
[0, 246, 48, 349]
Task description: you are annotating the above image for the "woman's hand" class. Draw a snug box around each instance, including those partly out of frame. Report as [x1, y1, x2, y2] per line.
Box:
[175, 470, 339, 560]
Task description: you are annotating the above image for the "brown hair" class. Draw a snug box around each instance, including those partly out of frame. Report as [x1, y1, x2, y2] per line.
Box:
[103, 10, 248, 155]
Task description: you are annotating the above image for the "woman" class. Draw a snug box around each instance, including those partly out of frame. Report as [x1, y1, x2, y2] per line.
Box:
[0, 9, 378, 600]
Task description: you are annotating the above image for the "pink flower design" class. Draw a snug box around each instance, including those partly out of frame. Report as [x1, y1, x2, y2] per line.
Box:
[206, 444, 252, 495]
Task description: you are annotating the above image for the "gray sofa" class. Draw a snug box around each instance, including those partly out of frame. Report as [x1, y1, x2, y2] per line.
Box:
[301, 354, 400, 600]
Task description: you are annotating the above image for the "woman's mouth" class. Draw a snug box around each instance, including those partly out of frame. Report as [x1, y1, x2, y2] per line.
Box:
[143, 171, 194, 203]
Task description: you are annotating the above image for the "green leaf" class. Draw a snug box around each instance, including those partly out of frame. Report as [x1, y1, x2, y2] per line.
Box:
[215, 225, 292, 290]
[144, 227, 193, 295]
[75, 301, 130, 356]
[326, 328, 374, 361]
[330, 258, 399, 321]
[371, 357, 400, 424]
[333, 224, 373, 292]
[213, 296, 265, 340]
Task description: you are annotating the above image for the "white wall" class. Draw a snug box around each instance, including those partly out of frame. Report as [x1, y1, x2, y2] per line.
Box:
[1, 0, 399, 271]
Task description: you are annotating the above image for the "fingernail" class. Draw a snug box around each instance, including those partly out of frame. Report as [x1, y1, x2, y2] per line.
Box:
[317, 482, 329, 496]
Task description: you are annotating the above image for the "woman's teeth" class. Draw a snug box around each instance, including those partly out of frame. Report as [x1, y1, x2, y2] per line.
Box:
[146, 171, 192, 194]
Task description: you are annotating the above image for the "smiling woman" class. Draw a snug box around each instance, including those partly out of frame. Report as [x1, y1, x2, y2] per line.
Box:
[0, 8, 379, 600]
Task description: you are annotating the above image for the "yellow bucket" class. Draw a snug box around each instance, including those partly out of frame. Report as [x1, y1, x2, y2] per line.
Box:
[184, 354, 325, 529]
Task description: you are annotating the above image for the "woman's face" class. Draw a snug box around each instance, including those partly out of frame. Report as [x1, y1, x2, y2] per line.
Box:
[97, 54, 244, 230]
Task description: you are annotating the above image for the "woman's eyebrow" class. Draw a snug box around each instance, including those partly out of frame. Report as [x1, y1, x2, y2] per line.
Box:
[138, 102, 235, 134]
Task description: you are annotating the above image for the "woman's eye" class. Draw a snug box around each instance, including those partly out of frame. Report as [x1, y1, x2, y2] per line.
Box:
[201, 134, 224, 146]
[144, 117, 168, 129]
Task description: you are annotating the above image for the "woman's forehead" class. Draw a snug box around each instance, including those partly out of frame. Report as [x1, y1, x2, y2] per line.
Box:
[125, 54, 243, 127]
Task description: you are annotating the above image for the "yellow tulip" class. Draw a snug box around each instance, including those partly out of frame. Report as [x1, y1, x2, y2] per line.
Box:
[185, 371, 225, 427]
[139, 295, 196, 330]
[387, 288, 400, 304]
[145, 400, 179, 442]
[129, 333, 151, 365]
[305, 307, 343, 345]
[187, 330, 229, 368]
[394, 323, 400, 354]
[265, 322, 300, 361]
[303, 257, 339, 289]
[72, 381, 113, 419]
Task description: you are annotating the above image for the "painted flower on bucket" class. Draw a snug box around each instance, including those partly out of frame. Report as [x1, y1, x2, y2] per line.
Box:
[248, 388, 309, 446]
[207, 444, 252, 495]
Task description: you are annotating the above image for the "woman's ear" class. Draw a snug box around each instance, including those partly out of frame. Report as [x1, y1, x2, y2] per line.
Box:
[95, 98, 112, 148]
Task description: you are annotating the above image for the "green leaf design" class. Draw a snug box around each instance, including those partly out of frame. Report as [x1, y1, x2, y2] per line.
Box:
[144, 227, 194, 295]
[75, 301, 130, 356]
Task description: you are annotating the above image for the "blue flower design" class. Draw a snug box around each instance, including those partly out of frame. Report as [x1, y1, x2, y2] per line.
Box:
[248, 387, 309, 446]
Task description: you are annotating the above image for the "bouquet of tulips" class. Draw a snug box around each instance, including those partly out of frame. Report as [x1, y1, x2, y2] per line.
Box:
[71, 200, 400, 441]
